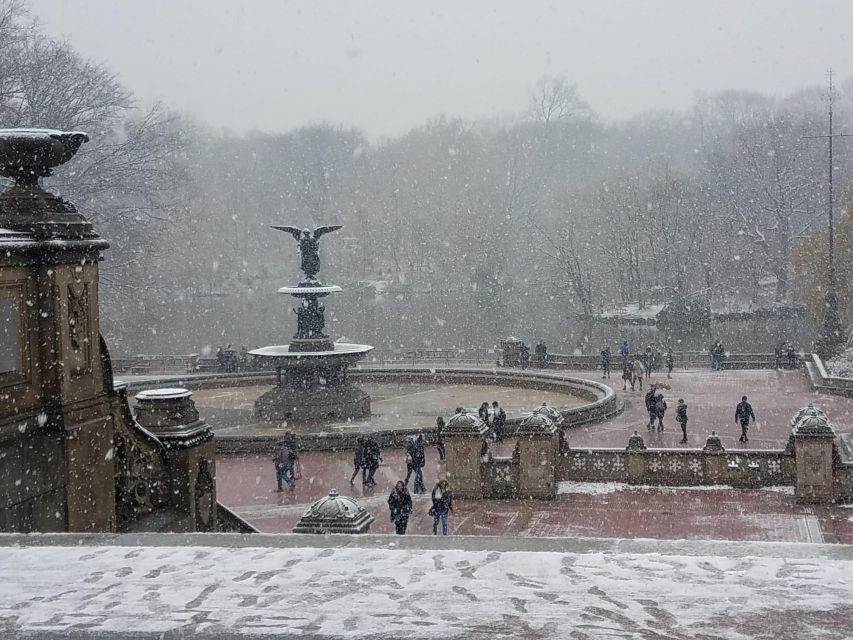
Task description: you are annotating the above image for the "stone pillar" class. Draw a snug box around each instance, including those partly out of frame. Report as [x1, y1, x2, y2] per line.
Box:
[0, 130, 115, 533]
[625, 430, 647, 483]
[702, 431, 726, 484]
[515, 414, 558, 499]
[443, 410, 488, 499]
[791, 403, 836, 504]
[134, 388, 217, 531]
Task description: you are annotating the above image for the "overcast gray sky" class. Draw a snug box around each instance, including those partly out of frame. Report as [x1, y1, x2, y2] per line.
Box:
[32, 0, 853, 138]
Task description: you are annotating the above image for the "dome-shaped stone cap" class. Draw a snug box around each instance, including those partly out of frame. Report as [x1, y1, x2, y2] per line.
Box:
[293, 489, 374, 534]
[444, 410, 488, 436]
[307, 489, 366, 520]
[791, 403, 833, 435]
[533, 402, 564, 425]
[626, 429, 647, 451]
[517, 412, 557, 436]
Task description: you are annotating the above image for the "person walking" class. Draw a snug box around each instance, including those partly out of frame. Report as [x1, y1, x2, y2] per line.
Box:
[363, 435, 382, 486]
[620, 339, 629, 361]
[676, 398, 688, 443]
[665, 349, 674, 379]
[350, 436, 366, 485]
[430, 479, 453, 535]
[645, 385, 657, 430]
[435, 416, 446, 462]
[478, 402, 491, 427]
[654, 392, 667, 431]
[519, 343, 530, 369]
[491, 401, 506, 441]
[621, 358, 632, 391]
[388, 481, 413, 535]
[735, 395, 756, 443]
[404, 435, 427, 493]
[272, 440, 293, 492]
[601, 346, 612, 379]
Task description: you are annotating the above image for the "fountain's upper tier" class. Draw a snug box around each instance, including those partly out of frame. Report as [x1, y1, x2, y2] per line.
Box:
[278, 284, 342, 297]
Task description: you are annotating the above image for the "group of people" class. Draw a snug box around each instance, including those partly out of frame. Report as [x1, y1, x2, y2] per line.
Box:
[607, 341, 674, 392]
[709, 340, 725, 371]
[387, 478, 453, 535]
[215, 344, 257, 373]
[350, 435, 383, 486]
[477, 401, 507, 440]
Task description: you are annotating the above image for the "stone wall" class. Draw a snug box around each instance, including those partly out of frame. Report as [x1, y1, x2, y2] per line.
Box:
[558, 445, 795, 488]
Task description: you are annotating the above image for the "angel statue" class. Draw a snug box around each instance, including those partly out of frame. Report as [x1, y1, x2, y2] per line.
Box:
[272, 225, 342, 281]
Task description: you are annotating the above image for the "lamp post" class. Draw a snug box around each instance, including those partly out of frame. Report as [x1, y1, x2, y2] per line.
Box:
[803, 70, 852, 358]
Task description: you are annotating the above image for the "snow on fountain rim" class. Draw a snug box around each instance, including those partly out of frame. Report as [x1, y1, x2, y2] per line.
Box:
[249, 343, 373, 358]
[277, 285, 342, 295]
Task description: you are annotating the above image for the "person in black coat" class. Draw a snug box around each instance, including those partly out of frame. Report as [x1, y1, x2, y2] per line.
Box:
[735, 395, 756, 443]
[435, 416, 446, 462]
[404, 435, 427, 493]
[363, 436, 382, 486]
[601, 347, 612, 379]
[645, 386, 657, 430]
[654, 393, 667, 431]
[350, 436, 366, 485]
[676, 398, 688, 443]
[388, 481, 413, 534]
[478, 402, 491, 427]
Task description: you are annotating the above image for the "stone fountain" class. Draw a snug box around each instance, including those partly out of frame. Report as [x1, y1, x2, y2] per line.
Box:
[250, 225, 373, 422]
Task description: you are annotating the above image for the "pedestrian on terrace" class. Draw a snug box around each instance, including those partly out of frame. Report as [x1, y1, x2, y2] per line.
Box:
[654, 392, 667, 431]
[676, 399, 688, 443]
[478, 402, 491, 427]
[666, 349, 674, 379]
[350, 436, 366, 485]
[388, 481, 413, 534]
[435, 416, 446, 462]
[363, 435, 382, 486]
[405, 435, 427, 493]
[491, 401, 506, 442]
[430, 479, 453, 535]
[735, 396, 755, 443]
[601, 346, 612, 379]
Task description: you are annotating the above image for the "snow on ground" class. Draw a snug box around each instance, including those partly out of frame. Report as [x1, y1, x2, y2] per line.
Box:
[1, 541, 851, 639]
[557, 481, 735, 495]
[826, 345, 853, 378]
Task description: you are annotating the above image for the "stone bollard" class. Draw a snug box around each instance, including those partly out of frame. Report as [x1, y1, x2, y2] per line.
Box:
[791, 403, 836, 504]
[134, 388, 217, 531]
[515, 413, 558, 499]
[702, 431, 726, 483]
[626, 430, 646, 483]
[443, 410, 489, 499]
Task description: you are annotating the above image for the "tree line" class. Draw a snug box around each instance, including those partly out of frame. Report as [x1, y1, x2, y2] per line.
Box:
[1, 0, 850, 354]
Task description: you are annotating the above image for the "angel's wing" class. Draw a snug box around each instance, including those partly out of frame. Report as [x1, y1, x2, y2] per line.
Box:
[271, 225, 303, 240]
[312, 225, 343, 239]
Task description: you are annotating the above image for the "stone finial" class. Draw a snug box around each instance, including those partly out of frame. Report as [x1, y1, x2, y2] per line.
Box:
[444, 409, 488, 436]
[626, 430, 647, 451]
[517, 412, 557, 436]
[791, 403, 834, 436]
[533, 402, 564, 426]
[293, 489, 374, 534]
[703, 430, 725, 453]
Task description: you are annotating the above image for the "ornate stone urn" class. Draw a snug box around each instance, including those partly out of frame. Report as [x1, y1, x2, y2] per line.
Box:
[0, 128, 95, 239]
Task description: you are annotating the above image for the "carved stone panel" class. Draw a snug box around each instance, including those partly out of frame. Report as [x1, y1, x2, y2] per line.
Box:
[66, 281, 91, 377]
[0, 281, 28, 390]
[0, 296, 17, 373]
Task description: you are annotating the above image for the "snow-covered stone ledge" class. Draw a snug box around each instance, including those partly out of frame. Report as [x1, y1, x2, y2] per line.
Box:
[0, 533, 851, 639]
